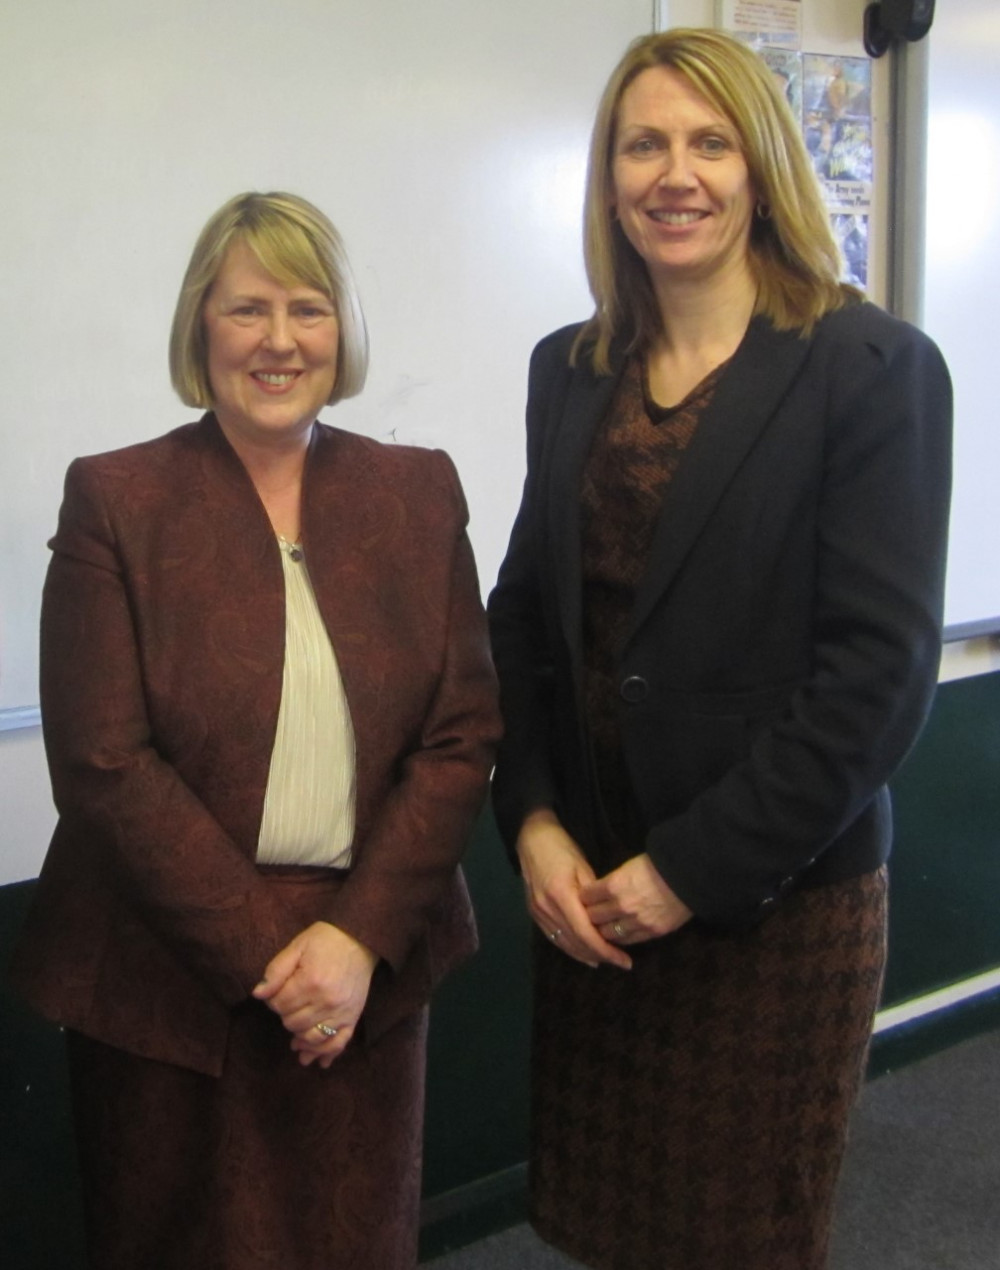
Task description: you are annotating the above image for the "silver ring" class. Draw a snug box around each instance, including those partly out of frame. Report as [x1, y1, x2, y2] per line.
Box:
[612, 920, 627, 939]
[315, 1021, 339, 1038]
[549, 928, 563, 942]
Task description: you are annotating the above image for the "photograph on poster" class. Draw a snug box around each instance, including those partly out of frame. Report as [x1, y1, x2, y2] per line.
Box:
[715, 36, 874, 293]
[800, 53, 873, 289]
[832, 212, 869, 289]
[758, 46, 803, 121]
[803, 54, 872, 185]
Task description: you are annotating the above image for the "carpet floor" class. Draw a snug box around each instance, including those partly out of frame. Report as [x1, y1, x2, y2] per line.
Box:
[427, 1027, 1000, 1269]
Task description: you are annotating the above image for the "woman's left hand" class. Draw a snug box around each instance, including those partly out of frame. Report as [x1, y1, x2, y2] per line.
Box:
[581, 854, 694, 945]
[253, 922, 378, 1068]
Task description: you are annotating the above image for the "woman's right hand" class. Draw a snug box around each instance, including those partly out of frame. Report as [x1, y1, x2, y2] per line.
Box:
[253, 922, 378, 1068]
[516, 809, 632, 970]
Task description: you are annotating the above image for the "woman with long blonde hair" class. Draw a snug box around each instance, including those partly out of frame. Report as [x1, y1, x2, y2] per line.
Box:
[489, 30, 951, 1270]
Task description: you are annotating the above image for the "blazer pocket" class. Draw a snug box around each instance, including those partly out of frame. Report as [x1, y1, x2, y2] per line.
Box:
[622, 682, 797, 822]
[90, 900, 230, 1074]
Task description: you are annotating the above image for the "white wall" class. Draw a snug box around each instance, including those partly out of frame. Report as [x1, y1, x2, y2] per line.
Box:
[0, 0, 652, 882]
[0, 0, 655, 717]
[2, 0, 993, 883]
[922, 0, 1000, 631]
[0, 729, 55, 883]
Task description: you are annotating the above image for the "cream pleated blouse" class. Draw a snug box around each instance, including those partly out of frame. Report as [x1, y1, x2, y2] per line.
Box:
[256, 537, 356, 868]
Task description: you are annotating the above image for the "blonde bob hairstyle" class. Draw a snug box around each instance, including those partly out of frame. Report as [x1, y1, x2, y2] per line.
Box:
[169, 191, 369, 409]
[577, 28, 860, 372]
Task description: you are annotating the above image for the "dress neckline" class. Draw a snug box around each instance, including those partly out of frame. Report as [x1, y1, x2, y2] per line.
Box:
[277, 534, 304, 562]
[639, 355, 732, 424]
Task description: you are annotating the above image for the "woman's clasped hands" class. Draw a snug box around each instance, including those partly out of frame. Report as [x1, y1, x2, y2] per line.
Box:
[516, 809, 692, 970]
[253, 922, 378, 1068]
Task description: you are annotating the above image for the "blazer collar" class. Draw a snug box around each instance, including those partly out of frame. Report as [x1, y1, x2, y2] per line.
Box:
[548, 349, 627, 677]
[193, 413, 383, 644]
[297, 424, 394, 829]
[545, 318, 815, 660]
[193, 415, 385, 830]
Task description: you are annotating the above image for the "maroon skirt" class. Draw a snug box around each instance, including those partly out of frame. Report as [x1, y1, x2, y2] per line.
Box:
[529, 869, 887, 1270]
[66, 868, 428, 1270]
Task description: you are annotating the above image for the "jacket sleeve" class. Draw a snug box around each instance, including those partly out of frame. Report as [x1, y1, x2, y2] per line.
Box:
[40, 459, 303, 1005]
[646, 316, 953, 924]
[487, 333, 570, 856]
[323, 451, 502, 972]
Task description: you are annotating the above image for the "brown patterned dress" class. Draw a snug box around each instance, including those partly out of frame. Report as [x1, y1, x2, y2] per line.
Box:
[528, 358, 887, 1270]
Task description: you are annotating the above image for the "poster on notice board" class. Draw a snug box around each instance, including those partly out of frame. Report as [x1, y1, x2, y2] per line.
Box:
[717, 1, 873, 291]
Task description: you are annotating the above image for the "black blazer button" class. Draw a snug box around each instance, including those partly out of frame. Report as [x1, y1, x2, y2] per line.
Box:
[620, 675, 649, 703]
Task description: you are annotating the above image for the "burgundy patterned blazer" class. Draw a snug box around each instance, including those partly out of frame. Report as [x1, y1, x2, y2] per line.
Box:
[10, 415, 501, 1076]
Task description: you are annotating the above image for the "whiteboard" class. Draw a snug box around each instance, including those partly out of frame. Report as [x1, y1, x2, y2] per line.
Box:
[0, 0, 651, 717]
[921, 0, 1000, 635]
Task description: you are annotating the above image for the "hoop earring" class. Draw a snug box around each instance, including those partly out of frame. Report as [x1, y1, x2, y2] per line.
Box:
[756, 201, 772, 221]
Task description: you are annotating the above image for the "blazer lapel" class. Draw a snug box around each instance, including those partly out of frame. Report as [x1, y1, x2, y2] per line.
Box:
[626, 317, 814, 645]
[195, 418, 290, 837]
[548, 357, 625, 677]
[192, 418, 395, 849]
[298, 425, 394, 830]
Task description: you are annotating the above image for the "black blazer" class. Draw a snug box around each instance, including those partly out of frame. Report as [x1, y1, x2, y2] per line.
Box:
[488, 304, 952, 928]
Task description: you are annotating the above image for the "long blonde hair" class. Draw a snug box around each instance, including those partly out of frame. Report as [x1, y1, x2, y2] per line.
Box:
[577, 29, 859, 372]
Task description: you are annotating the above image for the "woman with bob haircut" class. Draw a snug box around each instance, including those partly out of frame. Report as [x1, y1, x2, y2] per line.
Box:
[489, 29, 951, 1270]
[11, 190, 500, 1270]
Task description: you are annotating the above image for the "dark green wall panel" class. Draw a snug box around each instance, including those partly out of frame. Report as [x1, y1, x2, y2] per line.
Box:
[422, 810, 532, 1198]
[0, 883, 86, 1269]
[883, 672, 1000, 1003]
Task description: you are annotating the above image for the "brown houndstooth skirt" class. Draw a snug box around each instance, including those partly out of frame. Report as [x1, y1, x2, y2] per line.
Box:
[529, 868, 887, 1270]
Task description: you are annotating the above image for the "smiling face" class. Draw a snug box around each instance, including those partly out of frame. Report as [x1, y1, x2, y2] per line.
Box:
[202, 239, 340, 452]
[611, 65, 756, 289]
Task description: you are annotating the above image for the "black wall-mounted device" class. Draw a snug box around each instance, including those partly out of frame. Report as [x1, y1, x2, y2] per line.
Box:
[863, 0, 936, 58]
